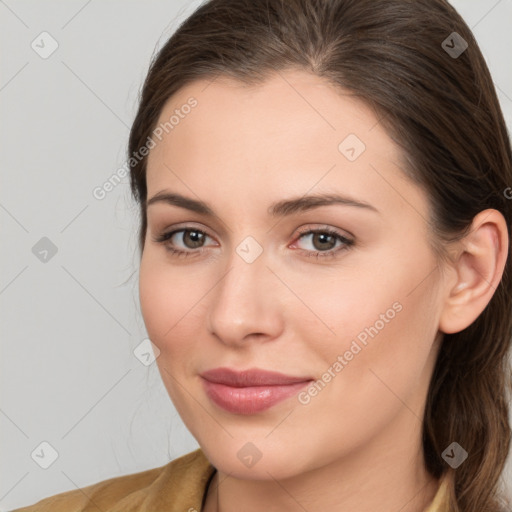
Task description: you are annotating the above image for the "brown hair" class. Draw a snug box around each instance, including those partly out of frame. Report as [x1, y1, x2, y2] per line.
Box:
[128, 0, 512, 510]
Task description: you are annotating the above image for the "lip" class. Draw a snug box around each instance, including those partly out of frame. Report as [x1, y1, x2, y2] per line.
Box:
[200, 367, 314, 415]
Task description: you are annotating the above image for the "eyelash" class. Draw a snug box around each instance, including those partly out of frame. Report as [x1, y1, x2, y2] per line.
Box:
[152, 226, 354, 260]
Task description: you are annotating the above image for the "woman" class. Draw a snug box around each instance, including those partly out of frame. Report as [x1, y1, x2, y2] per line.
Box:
[14, 0, 512, 511]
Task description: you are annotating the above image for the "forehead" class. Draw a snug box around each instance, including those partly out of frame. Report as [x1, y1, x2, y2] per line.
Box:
[149, 69, 387, 157]
[145, 69, 426, 220]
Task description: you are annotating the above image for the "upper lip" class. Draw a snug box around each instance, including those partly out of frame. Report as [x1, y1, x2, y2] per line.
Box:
[200, 367, 314, 387]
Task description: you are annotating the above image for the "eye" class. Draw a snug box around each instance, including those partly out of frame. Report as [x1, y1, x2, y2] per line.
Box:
[152, 225, 354, 260]
[152, 227, 216, 258]
[292, 226, 354, 260]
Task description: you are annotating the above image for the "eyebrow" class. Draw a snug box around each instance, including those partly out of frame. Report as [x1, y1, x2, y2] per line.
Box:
[146, 190, 379, 216]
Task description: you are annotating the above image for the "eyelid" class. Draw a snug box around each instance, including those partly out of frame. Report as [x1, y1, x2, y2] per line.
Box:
[294, 223, 354, 239]
[152, 222, 217, 242]
[290, 225, 354, 255]
[153, 223, 351, 244]
[153, 222, 355, 260]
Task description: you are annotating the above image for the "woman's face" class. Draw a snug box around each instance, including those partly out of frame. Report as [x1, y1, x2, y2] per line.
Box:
[139, 69, 448, 479]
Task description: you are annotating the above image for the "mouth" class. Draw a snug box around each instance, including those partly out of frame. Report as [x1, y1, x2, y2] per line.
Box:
[200, 367, 314, 415]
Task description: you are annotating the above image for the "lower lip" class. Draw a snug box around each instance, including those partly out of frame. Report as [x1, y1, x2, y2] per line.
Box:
[201, 378, 311, 415]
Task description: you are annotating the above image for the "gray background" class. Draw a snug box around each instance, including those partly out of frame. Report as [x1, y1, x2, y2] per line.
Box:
[1, 0, 511, 509]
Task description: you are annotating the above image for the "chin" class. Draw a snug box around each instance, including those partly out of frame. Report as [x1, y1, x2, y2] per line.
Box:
[197, 434, 319, 481]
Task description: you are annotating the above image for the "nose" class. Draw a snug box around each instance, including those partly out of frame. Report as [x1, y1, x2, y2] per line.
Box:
[206, 249, 284, 348]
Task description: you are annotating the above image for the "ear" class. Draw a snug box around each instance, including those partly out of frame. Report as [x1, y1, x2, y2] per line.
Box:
[439, 209, 509, 334]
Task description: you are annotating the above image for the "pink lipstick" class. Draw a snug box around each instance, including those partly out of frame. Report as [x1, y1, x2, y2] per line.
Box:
[200, 367, 313, 414]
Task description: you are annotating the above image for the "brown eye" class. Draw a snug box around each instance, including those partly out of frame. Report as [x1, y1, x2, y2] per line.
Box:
[153, 228, 215, 256]
[292, 227, 355, 260]
[181, 229, 206, 249]
[310, 232, 337, 251]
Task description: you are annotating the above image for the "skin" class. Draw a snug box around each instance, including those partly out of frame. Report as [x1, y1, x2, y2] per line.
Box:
[139, 69, 508, 512]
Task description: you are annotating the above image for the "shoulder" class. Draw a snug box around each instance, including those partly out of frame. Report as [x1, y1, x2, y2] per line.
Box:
[11, 448, 215, 512]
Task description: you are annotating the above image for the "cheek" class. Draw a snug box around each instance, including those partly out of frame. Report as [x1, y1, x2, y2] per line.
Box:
[306, 247, 441, 412]
[139, 257, 169, 347]
[138, 255, 204, 414]
[139, 255, 194, 353]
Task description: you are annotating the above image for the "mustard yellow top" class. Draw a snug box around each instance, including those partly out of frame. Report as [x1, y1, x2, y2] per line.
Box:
[12, 448, 451, 512]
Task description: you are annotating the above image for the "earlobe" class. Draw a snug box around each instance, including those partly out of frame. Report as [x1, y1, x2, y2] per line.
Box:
[438, 209, 509, 335]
